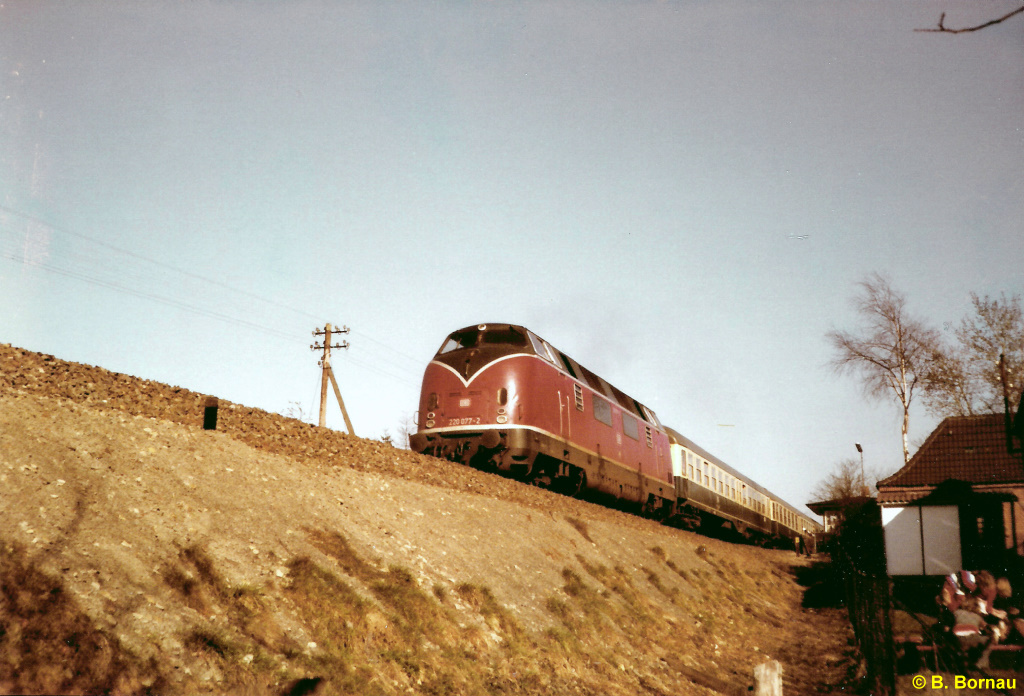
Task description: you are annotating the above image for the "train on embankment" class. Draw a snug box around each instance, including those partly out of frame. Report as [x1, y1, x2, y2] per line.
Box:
[409, 323, 818, 545]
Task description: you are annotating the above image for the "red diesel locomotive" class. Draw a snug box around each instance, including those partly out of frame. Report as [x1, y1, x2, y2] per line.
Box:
[410, 323, 820, 544]
[409, 323, 676, 516]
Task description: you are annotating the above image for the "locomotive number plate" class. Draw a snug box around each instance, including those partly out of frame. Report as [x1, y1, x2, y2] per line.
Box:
[448, 417, 481, 426]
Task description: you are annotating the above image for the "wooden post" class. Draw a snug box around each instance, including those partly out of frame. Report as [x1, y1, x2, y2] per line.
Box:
[327, 367, 355, 436]
[754, 660, 783, 696]
[318, 323, 333, 428]
[311, 323, 354, 435]
[203, 396, 219, 431]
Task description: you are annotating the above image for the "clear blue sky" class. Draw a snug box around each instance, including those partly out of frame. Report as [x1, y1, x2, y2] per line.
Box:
[2, 1, 1022, 515]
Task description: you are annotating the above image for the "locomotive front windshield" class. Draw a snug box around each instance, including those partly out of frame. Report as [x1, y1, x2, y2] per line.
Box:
[433, 325, 534, 380]
[437, 326, 529, 355]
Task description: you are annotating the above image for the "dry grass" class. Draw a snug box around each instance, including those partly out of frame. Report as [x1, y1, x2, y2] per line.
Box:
[565, 516, 594, 543]
[1, 522, 855, 696]
[0, 542, 166, 695]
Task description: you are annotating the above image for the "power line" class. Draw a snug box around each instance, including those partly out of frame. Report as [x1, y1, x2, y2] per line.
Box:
[0, 252, 301, 343]
[0, 203, 323, 323]
[0, 206, 428, 386]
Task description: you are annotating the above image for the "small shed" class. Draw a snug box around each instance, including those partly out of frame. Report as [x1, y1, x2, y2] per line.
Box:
[881, 480, 1014, 576]
[807, 495, 873, 535]
[878, 414, 1024, 575]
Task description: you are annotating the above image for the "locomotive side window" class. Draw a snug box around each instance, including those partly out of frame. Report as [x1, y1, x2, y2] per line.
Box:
[622, 414, 639, 440]
[527, 332, 552, 362]
[542, 340, 560, 364]
[593, 395, 613, 426]
[559, 353, 579, 380]
[641, 405, 661, 427]
[581, 365, 609, 392]
[595, 376, 618, 402]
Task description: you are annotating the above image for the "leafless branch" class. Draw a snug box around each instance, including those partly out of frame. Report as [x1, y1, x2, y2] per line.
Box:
[826, 272, 940, 464]
[917, 5, 1024, 33]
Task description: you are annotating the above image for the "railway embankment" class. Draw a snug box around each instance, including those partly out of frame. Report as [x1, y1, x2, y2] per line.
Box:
[1, 343, 857, 695]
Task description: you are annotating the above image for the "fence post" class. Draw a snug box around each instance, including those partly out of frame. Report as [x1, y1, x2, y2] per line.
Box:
[835, 501, 896, 696]
[754, 659, 783, 696]
[203, 396, 219, 431]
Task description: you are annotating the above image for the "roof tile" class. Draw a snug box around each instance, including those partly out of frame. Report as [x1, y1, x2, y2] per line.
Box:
[879, 414, 1024, 488]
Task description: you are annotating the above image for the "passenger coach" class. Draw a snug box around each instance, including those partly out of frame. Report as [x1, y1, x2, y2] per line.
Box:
[667, 430, 817, 544]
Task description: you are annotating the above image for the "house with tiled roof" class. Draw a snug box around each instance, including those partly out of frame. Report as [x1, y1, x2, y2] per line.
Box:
[878, 414, 1024, 504]
[877, 413, 1024, 574]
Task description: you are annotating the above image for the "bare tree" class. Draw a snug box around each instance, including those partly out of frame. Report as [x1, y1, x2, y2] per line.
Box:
[395, 412, 417, 450]
[921, 345, 978, 417]
[281, 401, 310, 423]
[827, 273, 941, 465]
[924, 292, 1024, 417]
[812, 458, 873, 502]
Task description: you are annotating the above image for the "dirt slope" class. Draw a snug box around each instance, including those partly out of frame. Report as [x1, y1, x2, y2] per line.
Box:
[0, 343, 856, 695]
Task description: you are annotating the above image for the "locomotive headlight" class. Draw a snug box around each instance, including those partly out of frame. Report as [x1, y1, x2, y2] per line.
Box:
[425, 419, 435, 428]
[496, 415, 508, 424]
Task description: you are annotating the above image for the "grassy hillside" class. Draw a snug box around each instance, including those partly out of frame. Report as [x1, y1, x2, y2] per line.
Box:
[0, 343, 856, 695]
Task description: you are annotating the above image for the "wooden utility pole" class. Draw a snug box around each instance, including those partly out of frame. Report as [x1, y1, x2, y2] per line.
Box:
[311, 323, 355, 435]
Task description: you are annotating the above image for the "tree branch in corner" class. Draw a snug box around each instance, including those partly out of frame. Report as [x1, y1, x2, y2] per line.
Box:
[917, 5, 1024, 33]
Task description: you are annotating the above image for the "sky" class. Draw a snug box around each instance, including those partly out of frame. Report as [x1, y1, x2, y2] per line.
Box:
[2, 1, 1022, 516]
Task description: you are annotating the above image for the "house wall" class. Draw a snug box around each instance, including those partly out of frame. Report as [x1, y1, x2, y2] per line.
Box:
[879, 483, 1024, 567]
[882, 505, 962, 576]
[987, 484, 1024, 555]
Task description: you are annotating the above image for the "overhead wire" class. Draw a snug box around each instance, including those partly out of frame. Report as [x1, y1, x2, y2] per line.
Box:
[0, 203, 324, 323]
[0, 250, 301, 343]
[0, 206, 426, 386]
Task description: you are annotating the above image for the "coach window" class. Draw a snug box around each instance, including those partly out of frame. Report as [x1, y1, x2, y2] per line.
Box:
[593, 396, 613, 427]
[622, 414, 639, 440]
